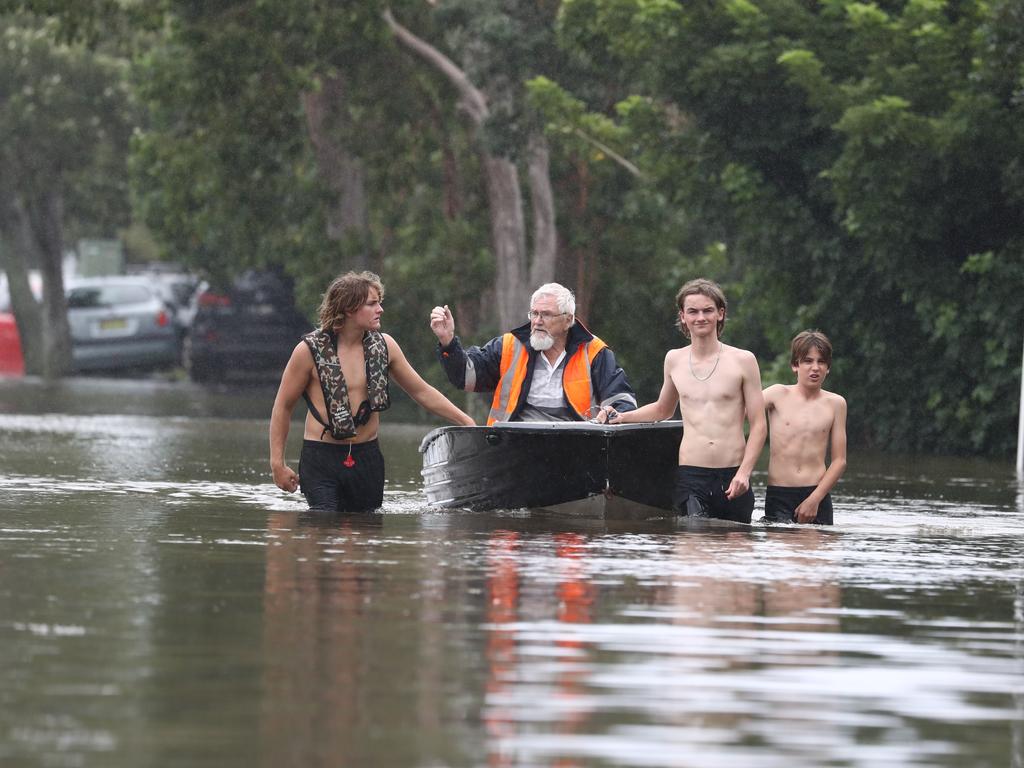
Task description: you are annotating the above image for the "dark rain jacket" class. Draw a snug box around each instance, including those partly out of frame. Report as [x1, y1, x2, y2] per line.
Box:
[436, 320, 638, 422]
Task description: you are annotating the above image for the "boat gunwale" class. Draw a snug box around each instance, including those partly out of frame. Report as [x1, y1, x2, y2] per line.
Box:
[418, 419, 683, 453]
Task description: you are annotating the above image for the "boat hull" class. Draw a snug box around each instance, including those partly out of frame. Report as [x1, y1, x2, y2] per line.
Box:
[419, 421, 682, 517]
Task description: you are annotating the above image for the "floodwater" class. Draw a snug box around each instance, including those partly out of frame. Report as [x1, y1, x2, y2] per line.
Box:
[0, 376, 1021, 768]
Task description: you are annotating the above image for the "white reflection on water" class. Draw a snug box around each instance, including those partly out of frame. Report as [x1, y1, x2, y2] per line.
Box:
[0, 474, 429, 520]
[474, 526, 1023, 768]
[0, 474, 303, 510]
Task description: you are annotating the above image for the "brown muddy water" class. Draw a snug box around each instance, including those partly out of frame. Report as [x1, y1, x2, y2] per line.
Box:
[0, 376, 1021, 767]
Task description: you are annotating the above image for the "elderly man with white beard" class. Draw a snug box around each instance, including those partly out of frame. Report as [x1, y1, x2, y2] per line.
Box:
[429, 283, 637, 424]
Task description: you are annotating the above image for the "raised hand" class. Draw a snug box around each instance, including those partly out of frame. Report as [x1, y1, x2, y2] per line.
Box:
[429, 304, 455, 347]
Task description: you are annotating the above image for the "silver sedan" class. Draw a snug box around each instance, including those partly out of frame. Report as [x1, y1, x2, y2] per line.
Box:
[66, 276, 180, 373]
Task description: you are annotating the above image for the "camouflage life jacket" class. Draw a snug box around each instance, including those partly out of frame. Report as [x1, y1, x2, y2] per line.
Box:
[302, 328, 390, 439]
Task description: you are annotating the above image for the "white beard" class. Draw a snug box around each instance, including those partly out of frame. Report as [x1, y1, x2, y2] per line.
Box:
[530, 331, 554, 351]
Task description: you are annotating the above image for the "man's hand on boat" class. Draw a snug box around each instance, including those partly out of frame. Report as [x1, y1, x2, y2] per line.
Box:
[430, 304, 455, 347]
[592, 405, 621, 424]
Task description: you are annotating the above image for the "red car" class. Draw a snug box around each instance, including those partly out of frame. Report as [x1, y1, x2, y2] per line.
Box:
[0, 312, 25, 376]
[0, 272, 40, 377]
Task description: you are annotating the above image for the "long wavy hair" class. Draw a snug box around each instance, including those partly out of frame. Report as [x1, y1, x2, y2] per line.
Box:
[317, 271, 384, 332]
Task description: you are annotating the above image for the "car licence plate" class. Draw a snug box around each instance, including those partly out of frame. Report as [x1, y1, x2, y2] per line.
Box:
[99, 318, 128, 331]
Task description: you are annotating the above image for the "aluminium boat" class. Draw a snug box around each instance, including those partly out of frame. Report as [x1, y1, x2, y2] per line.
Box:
[419, 421, 682, 518]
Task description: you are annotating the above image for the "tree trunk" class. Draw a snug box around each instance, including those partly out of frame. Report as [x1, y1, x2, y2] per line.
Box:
[429, 100, 463, 220]
[19, 192, 71, 379]
[527, 132, 557, 289]
[301, 74, 371, 269]
[383, 10, 544, 328]
[0, 191, 44, 375]
[569, 159, 599, 321]
[483, 155, 529, 328]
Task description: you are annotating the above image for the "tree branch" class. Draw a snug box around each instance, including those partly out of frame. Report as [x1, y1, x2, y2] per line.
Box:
[573, 128, 643, 179]
[382, 9, 489, 126]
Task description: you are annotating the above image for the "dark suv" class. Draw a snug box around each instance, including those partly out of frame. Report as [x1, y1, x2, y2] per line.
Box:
[184, 270, 311, 383]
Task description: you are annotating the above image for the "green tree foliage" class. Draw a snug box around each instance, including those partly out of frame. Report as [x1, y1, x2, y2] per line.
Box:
[0, 15, 136, 376]
[14, 1, 1023, 454]
[129, 1, 636, 388]
[544, 0, 1024, 455]
[129, 1, 496, 382]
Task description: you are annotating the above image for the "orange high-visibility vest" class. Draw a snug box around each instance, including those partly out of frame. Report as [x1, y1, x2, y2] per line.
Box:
[487, 334, 608, 425]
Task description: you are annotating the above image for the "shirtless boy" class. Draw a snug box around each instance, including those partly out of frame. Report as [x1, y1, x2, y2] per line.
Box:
[762, 330, 847, 525]
[608, 278, 767, 523]
[270, 271, 475, 512]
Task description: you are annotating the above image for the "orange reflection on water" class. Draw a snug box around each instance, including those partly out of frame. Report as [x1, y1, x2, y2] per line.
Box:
[484, 530, 520, 768]
[484, 530, 597, 768]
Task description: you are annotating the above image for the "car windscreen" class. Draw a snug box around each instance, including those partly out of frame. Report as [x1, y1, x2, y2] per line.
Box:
[67, 285, 153, 309]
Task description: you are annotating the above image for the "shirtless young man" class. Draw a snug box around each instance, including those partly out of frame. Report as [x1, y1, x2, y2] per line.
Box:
[608, 278, 767, 523]
[270, 271, 474, 513]
[762, 330, 847, 525]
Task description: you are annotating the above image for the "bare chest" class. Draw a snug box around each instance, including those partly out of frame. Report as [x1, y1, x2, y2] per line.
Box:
[338, 349, 368, 393]
[770, 399, 833, 437]
[670, 360, 744, 412]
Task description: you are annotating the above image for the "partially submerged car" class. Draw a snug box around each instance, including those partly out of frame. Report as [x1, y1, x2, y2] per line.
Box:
[0, 272, 42, 377]
[184, 270, 311, 383]
[0, 311, 24, 376]
[66, 276, 180, 373]
[129, 270, 201, 360]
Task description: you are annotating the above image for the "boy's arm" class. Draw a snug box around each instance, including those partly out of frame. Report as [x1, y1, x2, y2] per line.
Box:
[388, 335, 476, 426]
[610, 351, 679, 423]
[726, 351, 766, 499]
[794, 395, 847, 523]
[269, 342, 312, 493]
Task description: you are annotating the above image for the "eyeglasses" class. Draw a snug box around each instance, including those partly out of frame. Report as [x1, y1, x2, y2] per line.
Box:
[527, 310, 567, 321]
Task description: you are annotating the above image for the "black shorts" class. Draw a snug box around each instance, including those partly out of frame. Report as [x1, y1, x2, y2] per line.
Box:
[298, 439, 385, 513]
[764, 485, 833, 525]
[672, 465, 755, 524]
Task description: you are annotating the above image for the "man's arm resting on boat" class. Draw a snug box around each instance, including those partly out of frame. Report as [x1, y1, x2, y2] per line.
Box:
[592, 347, 638, 413]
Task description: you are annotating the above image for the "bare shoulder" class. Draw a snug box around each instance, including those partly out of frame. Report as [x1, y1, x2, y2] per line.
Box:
[720, 344, 758, 373]
[823, 389, 847, 411]
[280, 340, 315, 391]
[290, 339, 314, 363]
[382, 332, 404, 362]
[665, 347, 687, 366]
[762, 382, 787, 405]
[722, 344, 757, 363]
[724, 345, 760, 382]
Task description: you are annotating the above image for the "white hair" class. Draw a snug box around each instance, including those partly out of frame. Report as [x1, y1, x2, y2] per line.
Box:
[531, 282, 576, 325]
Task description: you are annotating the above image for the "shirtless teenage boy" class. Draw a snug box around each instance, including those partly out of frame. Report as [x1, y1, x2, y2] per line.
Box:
[270, 271, 474, 512]
[762, 330, 847, 525]
[608, 278, 767, 523]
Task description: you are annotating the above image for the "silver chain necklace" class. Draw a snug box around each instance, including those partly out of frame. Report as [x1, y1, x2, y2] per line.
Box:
[689, 342, 722, 382]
